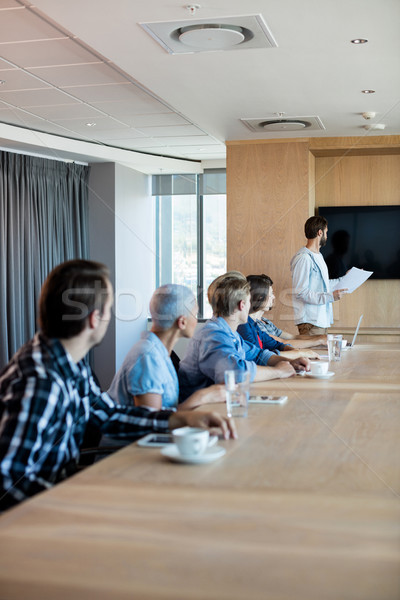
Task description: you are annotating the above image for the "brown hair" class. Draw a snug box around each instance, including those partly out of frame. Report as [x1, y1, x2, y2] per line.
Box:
[246, 274, 273, 313]
[207, 270, 246, 306]
[304, 216, 328, 239]
[211, 277, 250, 317]
[39, 259, 110, 339]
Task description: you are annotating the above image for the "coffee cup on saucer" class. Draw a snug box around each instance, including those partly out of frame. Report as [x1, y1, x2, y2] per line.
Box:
[172, 427, 210, 457]
[309, 361, 329, 376]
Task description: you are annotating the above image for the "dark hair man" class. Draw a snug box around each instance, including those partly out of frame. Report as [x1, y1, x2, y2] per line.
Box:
[0, 260, 236, 510]
[290, 216, 348, 336]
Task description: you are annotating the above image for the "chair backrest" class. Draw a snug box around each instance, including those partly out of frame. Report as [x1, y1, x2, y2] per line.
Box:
[170, 350, 180, 374]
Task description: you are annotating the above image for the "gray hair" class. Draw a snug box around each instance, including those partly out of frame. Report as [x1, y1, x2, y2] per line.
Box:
[150, 284, 197, 330]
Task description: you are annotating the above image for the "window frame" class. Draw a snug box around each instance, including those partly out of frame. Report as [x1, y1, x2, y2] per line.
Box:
[153, 169, 226, 319]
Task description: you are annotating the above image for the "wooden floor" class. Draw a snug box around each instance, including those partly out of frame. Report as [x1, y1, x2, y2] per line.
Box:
[0, 345, 399, 599]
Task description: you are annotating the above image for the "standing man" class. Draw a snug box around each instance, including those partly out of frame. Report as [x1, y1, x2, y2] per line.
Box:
[290, 216, 347, 336]
[0, 260, 236, 511]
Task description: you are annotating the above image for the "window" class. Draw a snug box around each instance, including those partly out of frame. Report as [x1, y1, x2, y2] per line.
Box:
[153, 170, 226, 318]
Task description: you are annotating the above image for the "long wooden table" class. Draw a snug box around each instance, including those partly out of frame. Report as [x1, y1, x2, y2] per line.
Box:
[0, 345, 399, 599]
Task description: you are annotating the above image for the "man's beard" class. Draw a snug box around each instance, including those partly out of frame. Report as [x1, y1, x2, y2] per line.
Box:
[320, 234, 327, 247]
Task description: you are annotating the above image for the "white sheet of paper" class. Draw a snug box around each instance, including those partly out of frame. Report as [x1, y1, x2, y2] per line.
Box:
[332, 267, 373, 294]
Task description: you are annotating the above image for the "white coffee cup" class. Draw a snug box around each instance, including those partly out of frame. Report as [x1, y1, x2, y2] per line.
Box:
[342, 339, 348, 349]
[309, 361, 329, 375]
[172, 427, 210, 457]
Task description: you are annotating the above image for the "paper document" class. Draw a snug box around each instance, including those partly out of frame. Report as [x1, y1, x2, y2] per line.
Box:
[332, 267, 373, 294]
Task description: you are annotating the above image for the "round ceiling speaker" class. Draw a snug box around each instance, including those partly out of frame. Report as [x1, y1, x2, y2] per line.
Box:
[178, 24, 245, 50]
[260, 119, 310, 131]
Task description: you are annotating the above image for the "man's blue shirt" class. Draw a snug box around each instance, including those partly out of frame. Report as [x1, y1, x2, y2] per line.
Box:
[178, 316, 274, 401]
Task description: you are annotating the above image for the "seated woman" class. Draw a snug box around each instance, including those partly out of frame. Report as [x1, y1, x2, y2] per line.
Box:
[237, 275, 320, 359]
[108, 284, 224, 411]
[253, 274, 327, 348]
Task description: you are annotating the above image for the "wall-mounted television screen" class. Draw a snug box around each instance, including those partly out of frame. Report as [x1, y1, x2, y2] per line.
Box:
[318, 205, 400, 280]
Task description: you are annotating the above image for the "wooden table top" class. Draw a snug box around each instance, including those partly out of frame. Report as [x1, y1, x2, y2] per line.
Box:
[0, 345, 399, 599]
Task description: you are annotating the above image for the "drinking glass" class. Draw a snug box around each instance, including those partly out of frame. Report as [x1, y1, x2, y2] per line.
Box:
[224, 370, 250, 418]
[327, 334, 343, 361]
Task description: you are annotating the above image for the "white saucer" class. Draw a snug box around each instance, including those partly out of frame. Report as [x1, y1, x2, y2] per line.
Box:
[161, 444, 226, 464]
[305, 371, 335, 379]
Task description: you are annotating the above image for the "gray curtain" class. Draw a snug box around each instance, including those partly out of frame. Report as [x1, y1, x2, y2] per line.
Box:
[0, 151, 90, 369]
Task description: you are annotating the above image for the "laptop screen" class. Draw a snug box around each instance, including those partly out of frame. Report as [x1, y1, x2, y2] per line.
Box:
[349, 315, 363, 348]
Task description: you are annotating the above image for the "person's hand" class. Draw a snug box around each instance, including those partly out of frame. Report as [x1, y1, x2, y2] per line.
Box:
[177, 384, 226, 410]
[333, 288, 348, 301]
[301, 350, 320, 360]
[168, 410, 237, 440]
[273, 361, 296, 378]
[191, 384, 226, 406]
[289, 356, 311, 372]
[315, 335, 328, 347]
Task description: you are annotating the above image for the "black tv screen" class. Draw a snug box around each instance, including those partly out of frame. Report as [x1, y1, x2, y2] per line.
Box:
[318, 205, 400, 280]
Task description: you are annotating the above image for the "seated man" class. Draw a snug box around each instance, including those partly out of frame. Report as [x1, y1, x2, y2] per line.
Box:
[0, 260, 236, 511]
[251, 274, 327, 348]
[238, 275, 320, 359]
[178, 277, 310, 401]
[108, 284, 225, 411]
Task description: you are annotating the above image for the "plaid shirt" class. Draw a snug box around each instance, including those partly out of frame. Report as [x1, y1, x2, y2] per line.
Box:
[0, 333, 172, 509]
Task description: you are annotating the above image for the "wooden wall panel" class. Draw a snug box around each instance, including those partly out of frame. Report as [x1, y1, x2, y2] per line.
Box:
[226, 137, 400, 340]
[227, 141, 310, 334]
[315, 154, 400, 335]
[315, 155, 400, 206]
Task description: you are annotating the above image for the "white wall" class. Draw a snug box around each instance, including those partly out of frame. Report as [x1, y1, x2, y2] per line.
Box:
[114, 163, 155, 370]
[88, 162, 155, 389]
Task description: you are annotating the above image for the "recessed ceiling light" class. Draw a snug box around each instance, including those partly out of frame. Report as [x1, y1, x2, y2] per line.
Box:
[178, 24, 246, 49]
[0, 80, 6, 85]
[85, 122, 96, 127]
[361, 89, 375, 94]
[260, 119, 310, 131]
[364, 123, 385, 131]
[351, 38, 368, 44]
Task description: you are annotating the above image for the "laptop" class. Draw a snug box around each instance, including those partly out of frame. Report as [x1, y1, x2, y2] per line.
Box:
[342, 314, 363, 350]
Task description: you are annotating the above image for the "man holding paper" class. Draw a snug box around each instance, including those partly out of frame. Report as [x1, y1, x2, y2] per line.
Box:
[290, 216, 348, 335]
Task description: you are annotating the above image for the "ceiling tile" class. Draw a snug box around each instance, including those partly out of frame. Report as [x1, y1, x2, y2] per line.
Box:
[0, 106, 62, 131]
[182, 147, 226, 156]
[88, 128, 146, 141]
[71, 83, 169, 113]
[0, 38, 100, 68]
[51, 116, 130, 132]
[153, 136, 220, 146]
[117, 112, 190, 127]
[26, 103, 106, 120]
[0, 59, 17, 72]
[0, 87, 79, 106]
[135, 124, 206, 137]
[0, 1, 23, 8]
[27, 63, 127, 87]
[0, 7, 66, 43]
[112, 139, 165, 149]
[0, 69, 50, 91]
[90, 99, 168, 117]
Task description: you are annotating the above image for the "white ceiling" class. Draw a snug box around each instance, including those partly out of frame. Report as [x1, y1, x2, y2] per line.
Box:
[0, 0, 399, 173]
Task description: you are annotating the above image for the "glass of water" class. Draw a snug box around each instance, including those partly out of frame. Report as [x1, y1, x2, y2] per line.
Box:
[327, 334, 343, 361]
[224, 369, 250, 418]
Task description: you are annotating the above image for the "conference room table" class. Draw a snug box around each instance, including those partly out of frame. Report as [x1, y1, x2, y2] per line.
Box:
[0, 344, 399, 599]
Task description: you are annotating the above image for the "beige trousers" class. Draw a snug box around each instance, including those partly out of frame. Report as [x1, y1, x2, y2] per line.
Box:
[297, 323, 328, 336]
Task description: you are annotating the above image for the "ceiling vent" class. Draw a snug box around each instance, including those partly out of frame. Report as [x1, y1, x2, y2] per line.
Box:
[140, 14, 277, 54]
[241, 116, 326, 133]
